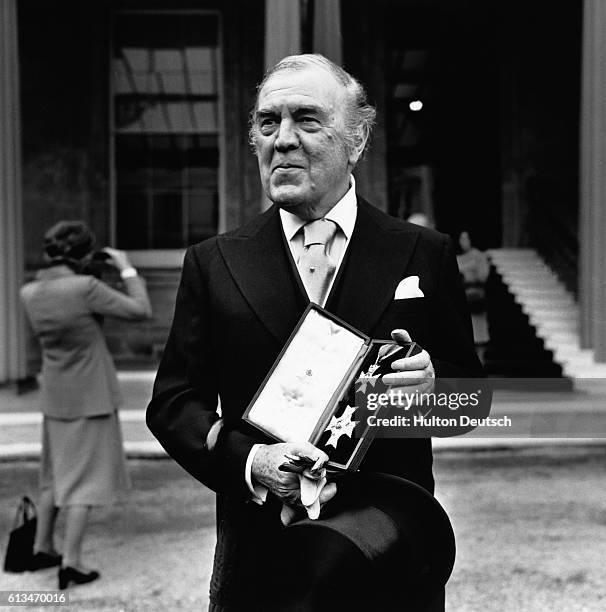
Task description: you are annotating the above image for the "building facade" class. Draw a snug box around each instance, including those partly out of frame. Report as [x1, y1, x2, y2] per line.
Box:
[1, 0, 604, 380]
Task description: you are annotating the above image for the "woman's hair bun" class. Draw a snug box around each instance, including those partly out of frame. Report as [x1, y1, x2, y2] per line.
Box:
[43, 221, 95, 261]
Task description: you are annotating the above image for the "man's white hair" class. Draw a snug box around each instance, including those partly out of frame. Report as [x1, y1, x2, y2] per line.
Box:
[249, 53, 376, 161]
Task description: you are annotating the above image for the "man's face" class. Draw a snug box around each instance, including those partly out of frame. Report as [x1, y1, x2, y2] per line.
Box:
[253, 67, 360, 219]
[459, 231, 471, 252]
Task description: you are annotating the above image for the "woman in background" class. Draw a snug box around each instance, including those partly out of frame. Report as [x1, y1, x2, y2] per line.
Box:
[456, 230, 490, 306]
[20, 221, 152, 589]
[456, 229, 490, 350]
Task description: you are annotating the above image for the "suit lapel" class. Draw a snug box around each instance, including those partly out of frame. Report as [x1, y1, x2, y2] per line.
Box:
[218, 199, 421, 345]
[218, 206, 307, 345]
[327, 199, 420, 334]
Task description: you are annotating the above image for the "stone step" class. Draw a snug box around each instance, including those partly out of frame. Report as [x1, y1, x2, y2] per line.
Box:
[512, 288, 572, 298]
[524, 314, 578, 325]
[524, 308, 578, 320]
[496, 260, 553, 268]
[529, 321, 579, 333]
[564, 364, 606, 378]
[532, 315, 578, 327]
[497, 262, 557, 270]
[546, 333, 580, 345]
[506, 283, 563, 293]
[493, 261, 544, 267]
[557, 352, 600, 368]
[505, 278, 562, 288]
[489, 249, 606, 381]
[534, 323, 578, 336]
[549, 346, 592, 359]
[488, 248, 539, 258]
[514, 298, 574, 309]
[499, 267, 557, 276]
[519, 298, 576, 309]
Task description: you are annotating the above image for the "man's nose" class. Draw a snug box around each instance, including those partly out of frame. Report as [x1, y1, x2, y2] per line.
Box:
[274, 119, 299, 151]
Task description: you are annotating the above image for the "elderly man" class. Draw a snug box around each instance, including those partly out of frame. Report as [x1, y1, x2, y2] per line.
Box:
[147, 54, 482, 611]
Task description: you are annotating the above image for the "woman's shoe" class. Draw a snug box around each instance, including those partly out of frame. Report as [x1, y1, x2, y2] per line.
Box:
[29, 551, 62, 571]
[58, 566, 100, 590]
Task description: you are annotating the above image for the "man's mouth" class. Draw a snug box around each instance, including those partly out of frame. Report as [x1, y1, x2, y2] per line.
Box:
[273, 163, 303, 172]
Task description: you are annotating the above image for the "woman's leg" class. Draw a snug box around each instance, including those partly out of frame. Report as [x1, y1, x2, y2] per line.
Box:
[62, 505, 92, 569]
[34, 488, 60, 554]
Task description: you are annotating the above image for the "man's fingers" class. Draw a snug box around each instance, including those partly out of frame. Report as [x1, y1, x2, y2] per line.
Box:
[382, 371, 429, 386]
[382, 380, 435, 401]
[280, 504, 299, 526]
[287, 442, 328, 466]
[391, 328, 412, 344]
[279, 487, 301, 506]
[253, 442, 332, 505]
[390, 349, 431, 372]
[382, 365, 432, 383]
[319, 482, 337, 505]
[302, 467, 326, 480]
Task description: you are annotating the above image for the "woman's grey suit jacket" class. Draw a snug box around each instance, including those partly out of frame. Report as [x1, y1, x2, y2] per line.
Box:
[21, 265, 151, 419]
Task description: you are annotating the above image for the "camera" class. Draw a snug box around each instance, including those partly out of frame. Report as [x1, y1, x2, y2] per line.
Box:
[91, 251, 111, 263]
[84, 250, 112, 279]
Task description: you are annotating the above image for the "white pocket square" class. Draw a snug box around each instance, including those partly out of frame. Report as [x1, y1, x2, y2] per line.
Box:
[394, 275, 424, 299]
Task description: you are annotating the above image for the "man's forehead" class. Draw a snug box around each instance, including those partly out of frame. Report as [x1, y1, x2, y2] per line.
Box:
[256, 94, 327, 115]
[257, 67, 345, 112]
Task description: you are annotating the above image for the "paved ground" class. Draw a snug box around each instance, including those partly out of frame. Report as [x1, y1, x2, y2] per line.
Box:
[0, 459, 215, 611]
[2, 373, 606, 459]
[1, 374, 606, 610]
[1, 447, 606, 611]
[436, 447, 606, 612]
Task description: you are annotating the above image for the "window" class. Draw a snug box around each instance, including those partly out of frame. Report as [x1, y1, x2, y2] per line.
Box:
[111, 11, 222, 250]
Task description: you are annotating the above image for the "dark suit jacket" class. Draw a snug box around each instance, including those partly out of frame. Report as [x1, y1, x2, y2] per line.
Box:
[147, 198, 482, 606]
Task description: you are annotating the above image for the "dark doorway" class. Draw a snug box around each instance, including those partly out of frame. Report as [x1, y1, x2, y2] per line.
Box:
[381, 0, 502, 249]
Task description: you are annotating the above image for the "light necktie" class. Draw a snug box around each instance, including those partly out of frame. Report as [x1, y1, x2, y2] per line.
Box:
[298, 219, 338, 305]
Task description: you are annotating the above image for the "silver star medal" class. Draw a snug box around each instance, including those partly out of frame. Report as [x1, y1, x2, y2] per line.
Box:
[355, 366, 380, 394]
[325, 405, 358, 448]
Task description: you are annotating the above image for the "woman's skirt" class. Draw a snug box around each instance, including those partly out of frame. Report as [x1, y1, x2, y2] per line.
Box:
[40, 412, 131, 506]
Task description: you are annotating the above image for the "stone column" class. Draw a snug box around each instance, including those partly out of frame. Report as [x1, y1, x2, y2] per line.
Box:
[260, 0, 302, 211]
[313, 0, 342, 65]
[0, 0, 26, 383]
[264, 0, 302, 71]
[341, 3, 388, 211]
[579, 0, 606, 360]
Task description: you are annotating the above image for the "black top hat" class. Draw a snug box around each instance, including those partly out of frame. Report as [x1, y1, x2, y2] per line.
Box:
[266, 472, 455, 612]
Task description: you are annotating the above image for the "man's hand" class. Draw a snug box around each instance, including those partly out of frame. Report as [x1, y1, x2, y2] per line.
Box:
[251, 442, 337, 507]
[381, 329, 435, 400]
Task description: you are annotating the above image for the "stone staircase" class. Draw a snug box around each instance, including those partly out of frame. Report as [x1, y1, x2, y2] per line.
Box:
[488, 248, 606, 380]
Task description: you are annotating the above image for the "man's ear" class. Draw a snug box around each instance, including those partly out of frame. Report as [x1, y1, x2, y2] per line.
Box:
[348, 125, 369, 167]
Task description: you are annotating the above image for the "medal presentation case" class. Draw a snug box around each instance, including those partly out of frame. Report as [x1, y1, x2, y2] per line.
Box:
[242, 303, 420, 471]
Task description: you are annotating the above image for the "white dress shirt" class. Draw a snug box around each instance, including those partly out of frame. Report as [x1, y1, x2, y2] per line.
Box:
[279, 177, 358, 306]
[245, 176, 359, 503]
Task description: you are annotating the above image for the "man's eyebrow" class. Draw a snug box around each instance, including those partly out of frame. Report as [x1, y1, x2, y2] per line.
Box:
[255, 109, 277, 118]
[291, 105, 323, 115]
